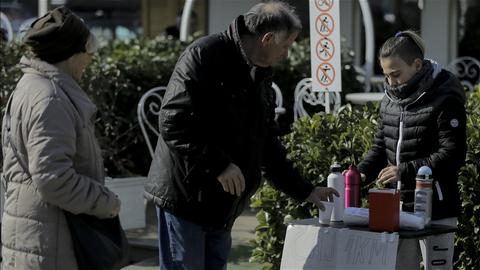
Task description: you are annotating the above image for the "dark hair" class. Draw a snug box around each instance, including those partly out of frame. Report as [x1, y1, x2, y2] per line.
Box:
[379, 30, 425, 65]
[243, 1, 302, 40]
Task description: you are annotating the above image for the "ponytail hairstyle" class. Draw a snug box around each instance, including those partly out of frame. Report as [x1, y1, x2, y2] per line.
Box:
[379, 30, 425, 65]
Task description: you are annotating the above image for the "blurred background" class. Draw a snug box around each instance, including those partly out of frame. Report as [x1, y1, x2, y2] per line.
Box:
[1, 0, 479, 70]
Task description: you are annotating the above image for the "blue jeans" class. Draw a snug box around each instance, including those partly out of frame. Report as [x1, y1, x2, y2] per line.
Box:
[156, 206, 232, 270]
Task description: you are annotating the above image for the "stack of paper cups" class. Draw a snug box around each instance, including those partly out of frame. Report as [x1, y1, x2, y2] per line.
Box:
[327, 163, 345, 221]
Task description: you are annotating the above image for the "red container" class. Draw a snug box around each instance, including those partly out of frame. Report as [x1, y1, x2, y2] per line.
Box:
[369, 188, 400, 232]
[344, 165, 361, 207]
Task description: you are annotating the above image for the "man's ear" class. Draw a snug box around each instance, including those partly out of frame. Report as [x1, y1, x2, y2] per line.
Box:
[260, 32, 275, 46]
[414, 58, 423, 72]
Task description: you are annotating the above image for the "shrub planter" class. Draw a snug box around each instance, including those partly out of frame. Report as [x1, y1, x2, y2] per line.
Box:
[105, 176, 147, 230]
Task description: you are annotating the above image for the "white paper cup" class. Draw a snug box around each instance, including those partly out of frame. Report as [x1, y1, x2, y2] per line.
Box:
[318, 201, 334, 225]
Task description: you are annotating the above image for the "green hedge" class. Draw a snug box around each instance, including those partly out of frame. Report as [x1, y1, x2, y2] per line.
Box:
[0, 37, 186, 176]
[80, 37, 186, 176]
[250, 103, 379, 269]
[454, 85, 480, 269]
[250, 86, 480, 269]
[1, 37, 361, 176]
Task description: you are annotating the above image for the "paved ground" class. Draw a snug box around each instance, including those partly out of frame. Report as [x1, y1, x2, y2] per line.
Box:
[122, 202, 265, 269]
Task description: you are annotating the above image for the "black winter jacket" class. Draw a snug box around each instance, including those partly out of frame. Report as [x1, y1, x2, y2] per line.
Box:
[144, 16, 314, 229]
[358, 61, 466, 220]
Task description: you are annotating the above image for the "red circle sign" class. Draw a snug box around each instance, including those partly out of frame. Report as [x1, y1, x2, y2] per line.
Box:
[315, 13, 335, 37]
[315, 0, 334, 12]
[316, 37, 335, 61]
[316, 63, 335, 86]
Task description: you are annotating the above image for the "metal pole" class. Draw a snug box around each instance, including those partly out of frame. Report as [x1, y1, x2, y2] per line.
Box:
[325, 92, 331, 113]
[180, 0, 195, 42]
[0, 12, 14, 42]
[359, 0, 375, 92]
[39, 0, 49, 17]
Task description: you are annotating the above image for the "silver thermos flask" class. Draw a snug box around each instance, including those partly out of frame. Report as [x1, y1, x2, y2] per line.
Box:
[327, 163, 345, 221]
[414, 166, 433, 225]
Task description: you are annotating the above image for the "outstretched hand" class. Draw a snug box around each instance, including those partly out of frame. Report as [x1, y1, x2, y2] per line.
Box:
[306, 186, 340, 211]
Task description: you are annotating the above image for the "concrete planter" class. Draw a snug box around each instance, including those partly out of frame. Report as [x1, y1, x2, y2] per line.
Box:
[105, 176, 147, 230]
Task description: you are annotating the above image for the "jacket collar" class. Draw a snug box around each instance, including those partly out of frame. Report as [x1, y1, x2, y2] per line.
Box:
[227, 15, 253, 67]
[19, 56, 97, 124]
[384, 59, 438, 106]
[225, 15, 273, 83]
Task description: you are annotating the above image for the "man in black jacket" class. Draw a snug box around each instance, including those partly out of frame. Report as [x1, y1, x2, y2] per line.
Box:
[358, 30, 466, 270]
[145, 2, 338, 269]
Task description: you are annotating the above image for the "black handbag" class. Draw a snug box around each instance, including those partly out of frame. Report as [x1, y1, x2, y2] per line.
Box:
[64, 212, 130, 270]
[4, 87, 130, 270]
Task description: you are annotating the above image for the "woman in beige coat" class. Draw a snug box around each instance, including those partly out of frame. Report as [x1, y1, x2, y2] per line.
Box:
[1, 7, 121, 269]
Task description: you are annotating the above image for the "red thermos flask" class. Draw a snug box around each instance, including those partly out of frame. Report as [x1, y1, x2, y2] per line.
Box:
[344, 165, 361, 207]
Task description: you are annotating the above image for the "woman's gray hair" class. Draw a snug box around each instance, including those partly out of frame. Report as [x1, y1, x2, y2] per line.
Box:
[85, 32, 99, 54]
[244, 1, 302, 42]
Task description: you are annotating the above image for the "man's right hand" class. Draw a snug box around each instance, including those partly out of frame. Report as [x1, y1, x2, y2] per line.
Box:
[217, 163, 245, 196]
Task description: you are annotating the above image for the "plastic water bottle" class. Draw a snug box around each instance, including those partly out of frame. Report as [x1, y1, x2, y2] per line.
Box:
[344, 165, 361, 207]
[414, 166, 433, 225]
[327, 163, 345, 221]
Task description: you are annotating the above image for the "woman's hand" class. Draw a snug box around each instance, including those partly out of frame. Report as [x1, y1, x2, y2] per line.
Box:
[110, 199, 121, 217]
[376, 165, 399, 185]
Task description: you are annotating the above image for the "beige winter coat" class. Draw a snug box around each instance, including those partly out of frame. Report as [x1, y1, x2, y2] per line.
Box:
[1, 57, 121, 270]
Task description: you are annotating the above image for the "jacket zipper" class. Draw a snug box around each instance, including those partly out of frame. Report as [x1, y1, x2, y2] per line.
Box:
[393, 91, 427, 190]
[395, 110, 404, 190]
[396, 110, 404, 168]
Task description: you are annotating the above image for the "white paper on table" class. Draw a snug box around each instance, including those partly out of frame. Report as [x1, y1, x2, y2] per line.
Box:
[399, 211, 425, 230]
[343, 207, 369, 226]
[343, 207, 425, 230]
[280, 219, 399, 270]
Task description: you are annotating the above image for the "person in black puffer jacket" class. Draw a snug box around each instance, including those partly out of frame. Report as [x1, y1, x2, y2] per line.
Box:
[357, 30, 466, 270]
[144, 2, 338, 270]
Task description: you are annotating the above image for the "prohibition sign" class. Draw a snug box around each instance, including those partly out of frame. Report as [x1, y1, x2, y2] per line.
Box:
[316, 62, 335, 86]
[315, 13, 335, 37]
[316, 37, 335, 61]
[315, 0, 334, 12]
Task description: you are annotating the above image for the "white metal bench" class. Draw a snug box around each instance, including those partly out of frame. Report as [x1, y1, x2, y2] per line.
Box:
[137, 83, 285, 159]
[293, 78, 341, 120]
[446, 56, 480, 91]
[137, 86, 166, 159]
[271, 82, 286, 121]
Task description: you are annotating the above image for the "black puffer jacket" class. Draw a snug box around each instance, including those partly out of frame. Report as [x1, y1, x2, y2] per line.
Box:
[144, 16, 314, 229]
[358, 60, 466, 220]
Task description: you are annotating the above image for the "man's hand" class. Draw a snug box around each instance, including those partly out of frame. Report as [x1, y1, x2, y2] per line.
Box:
[377, 165, 398, 185]
[306, 187, 340, 211]
[217, 163, 245, 196]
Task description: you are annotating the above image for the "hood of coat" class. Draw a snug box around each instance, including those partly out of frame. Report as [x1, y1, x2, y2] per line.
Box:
[384, 59, 465, 106]
[19, 56, 97, 124]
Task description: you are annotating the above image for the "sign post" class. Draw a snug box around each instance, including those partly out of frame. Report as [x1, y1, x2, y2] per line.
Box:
[309, 0, 342, 113]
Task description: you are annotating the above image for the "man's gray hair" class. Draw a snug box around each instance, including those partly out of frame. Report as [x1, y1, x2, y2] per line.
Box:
[244, 1, 302, 41]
